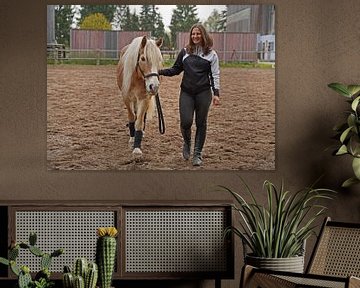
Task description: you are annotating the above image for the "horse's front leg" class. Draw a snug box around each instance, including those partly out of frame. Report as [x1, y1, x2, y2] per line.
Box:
[123, 97, 136, 146]
[132, 99, 150, 155]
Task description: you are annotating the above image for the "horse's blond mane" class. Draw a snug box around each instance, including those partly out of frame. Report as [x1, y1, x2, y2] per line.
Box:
[120, 37, 162, 95]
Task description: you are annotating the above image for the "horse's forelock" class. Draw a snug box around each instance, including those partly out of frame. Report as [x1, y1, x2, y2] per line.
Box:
[145, 39, 163, 68]
[121, 37, 163, 94]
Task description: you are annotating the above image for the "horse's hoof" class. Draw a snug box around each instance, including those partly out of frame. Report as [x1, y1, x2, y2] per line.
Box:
[132, 148, 143, 156]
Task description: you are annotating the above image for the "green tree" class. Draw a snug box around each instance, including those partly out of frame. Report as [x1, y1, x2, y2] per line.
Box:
[79, 5, 117, 24]
[218, 8, 227, 31]
[204, 9, 226, 32]
[115, 6, 140, 31]
[79, 13, 112, 30]
[169, 5, 199, 48]
[54, 5, 75, 46]
[139, 5, 165, 39]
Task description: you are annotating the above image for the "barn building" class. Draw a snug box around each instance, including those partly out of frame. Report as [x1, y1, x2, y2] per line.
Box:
[226, 5, 275, 61]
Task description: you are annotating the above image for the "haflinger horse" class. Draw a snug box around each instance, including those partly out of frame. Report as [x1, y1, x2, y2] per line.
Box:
[116, 36, 163, 156]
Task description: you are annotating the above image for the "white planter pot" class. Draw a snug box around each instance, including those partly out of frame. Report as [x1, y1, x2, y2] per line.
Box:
[245, 254, 305, 273]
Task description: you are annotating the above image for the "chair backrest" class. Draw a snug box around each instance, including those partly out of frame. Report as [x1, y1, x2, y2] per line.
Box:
[307, 217, 360, 278]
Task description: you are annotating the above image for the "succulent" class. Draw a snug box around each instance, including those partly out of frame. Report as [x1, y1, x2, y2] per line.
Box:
[0, 232, 64, 288]
[96, 227, 118, 288]
[62, 259, 98, 288]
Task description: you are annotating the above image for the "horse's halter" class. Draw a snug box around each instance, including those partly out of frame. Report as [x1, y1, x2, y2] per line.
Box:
[136, 52, 159, 80]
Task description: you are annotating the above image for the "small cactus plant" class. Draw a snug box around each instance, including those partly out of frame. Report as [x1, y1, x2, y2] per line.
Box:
[96, 227, 118, 288]
[62, 258, 98, 288]
[0, 232, 64, 288]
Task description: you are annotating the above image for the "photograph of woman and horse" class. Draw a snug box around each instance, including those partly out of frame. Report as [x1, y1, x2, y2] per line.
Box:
[47, 5, 275, 170]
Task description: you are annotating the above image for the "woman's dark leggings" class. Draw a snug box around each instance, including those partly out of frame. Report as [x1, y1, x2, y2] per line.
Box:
[179, 89, 212, 155]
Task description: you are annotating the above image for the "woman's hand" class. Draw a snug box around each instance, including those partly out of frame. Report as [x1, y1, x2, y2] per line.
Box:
[212, 95, 220, 106]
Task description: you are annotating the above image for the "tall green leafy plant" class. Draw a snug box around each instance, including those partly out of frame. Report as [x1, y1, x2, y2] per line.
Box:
[222, 179, 335, 258]
[328, 83, 360, 187]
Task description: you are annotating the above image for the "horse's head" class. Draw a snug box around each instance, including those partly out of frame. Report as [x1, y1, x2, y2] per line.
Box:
[137, 36, 163, 95]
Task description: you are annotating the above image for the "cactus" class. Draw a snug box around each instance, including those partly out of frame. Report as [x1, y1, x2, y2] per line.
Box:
[96, 227, 118, 288]
[0, 232, 63, 288]
[9, 246, 19, 260]
[62, 259, 98, 288]
[74, 257, 88, 279]
[85, 262, 98, 288]
[29, 245, 44, 257]
[18, 268, 32, 288]
[73, 275, 85, 288]
[40, 253, 52, 270]
[29, 232, 37, 246]
[63, 272, 74, 288]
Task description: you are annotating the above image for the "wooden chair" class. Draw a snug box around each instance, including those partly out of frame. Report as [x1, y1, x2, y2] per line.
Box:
[240, 217, 360, 288]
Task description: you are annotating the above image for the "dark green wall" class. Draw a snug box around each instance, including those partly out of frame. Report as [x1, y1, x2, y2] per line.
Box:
[1, 1, 359, 287]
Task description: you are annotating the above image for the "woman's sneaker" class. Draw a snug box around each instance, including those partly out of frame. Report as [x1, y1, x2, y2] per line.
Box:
[183, 142, 190, 160]
[192, 155, 202, 166]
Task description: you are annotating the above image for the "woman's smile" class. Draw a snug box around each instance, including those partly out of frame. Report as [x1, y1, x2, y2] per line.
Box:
[191, 28, 202, 45]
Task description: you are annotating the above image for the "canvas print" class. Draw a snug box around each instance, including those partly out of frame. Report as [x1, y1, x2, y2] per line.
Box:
[47, 5, 276, 170]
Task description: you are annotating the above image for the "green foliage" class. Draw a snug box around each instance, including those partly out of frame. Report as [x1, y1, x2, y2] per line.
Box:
[221, 177, 335, 258]
[62, 259, 98, 288]
[55, 5, 75, 47]
[96, 234, 117, 288]
[0, 232, 64, 288]
[114, 6, 140, 31]
[169, 5, 199, 47]
[79, 5, 116, 23]
[80, 13, 112, 30]
[203, 8, 227, 32]
[328, 82, 360, 187]
[33, 277, 54, 288]
[139, 5, 164, 39]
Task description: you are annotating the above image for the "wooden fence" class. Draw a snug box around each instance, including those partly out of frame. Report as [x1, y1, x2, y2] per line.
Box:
[47, 30, 271, 63]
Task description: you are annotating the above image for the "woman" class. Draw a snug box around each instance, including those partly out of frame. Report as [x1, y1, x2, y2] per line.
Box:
[159, 23, 220, 166]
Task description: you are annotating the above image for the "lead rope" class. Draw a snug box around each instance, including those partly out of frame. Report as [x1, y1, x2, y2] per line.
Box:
[155, 93, 165, 134]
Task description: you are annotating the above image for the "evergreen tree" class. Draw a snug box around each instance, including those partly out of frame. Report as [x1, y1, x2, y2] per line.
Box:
[203, 9, 226, 32]
[54, 5, 75, 47]
[139, 5, 153, 31]
[114, 6, 139, 31]
[218, 8, 227, 31]
[79, 5, 117, 24]
[153, 10, 165, 40]
[139, 5, 165, 39]
[169, 5, 199, 48]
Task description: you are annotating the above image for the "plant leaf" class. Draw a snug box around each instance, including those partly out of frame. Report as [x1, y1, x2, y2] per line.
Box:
[336, 144, 348, 155]
[340, 126, 353, 143]
[351, 96, 360, 111]
[0, 257, 9, 266]
[342, 177, 360, 188]
[347, 85, 360, 97]
[328, 83, 351, 97]
[352, 157, 360, 180]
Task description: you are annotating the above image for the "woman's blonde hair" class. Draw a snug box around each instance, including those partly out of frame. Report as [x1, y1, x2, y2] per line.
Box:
[186, 23, 213, 55]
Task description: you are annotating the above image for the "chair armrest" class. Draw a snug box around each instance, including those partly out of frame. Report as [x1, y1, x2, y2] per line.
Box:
[240, 265, 296, 288]
[349, 276, 360, 288]
[240, 265, 352, 288]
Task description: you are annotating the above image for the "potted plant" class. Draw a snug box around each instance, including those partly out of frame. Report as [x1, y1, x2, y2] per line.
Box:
[221, 178, 335, 273]
[96, 227, 118, 288]
[0, 232, 64, 288]
[328, 82, 360, 187]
